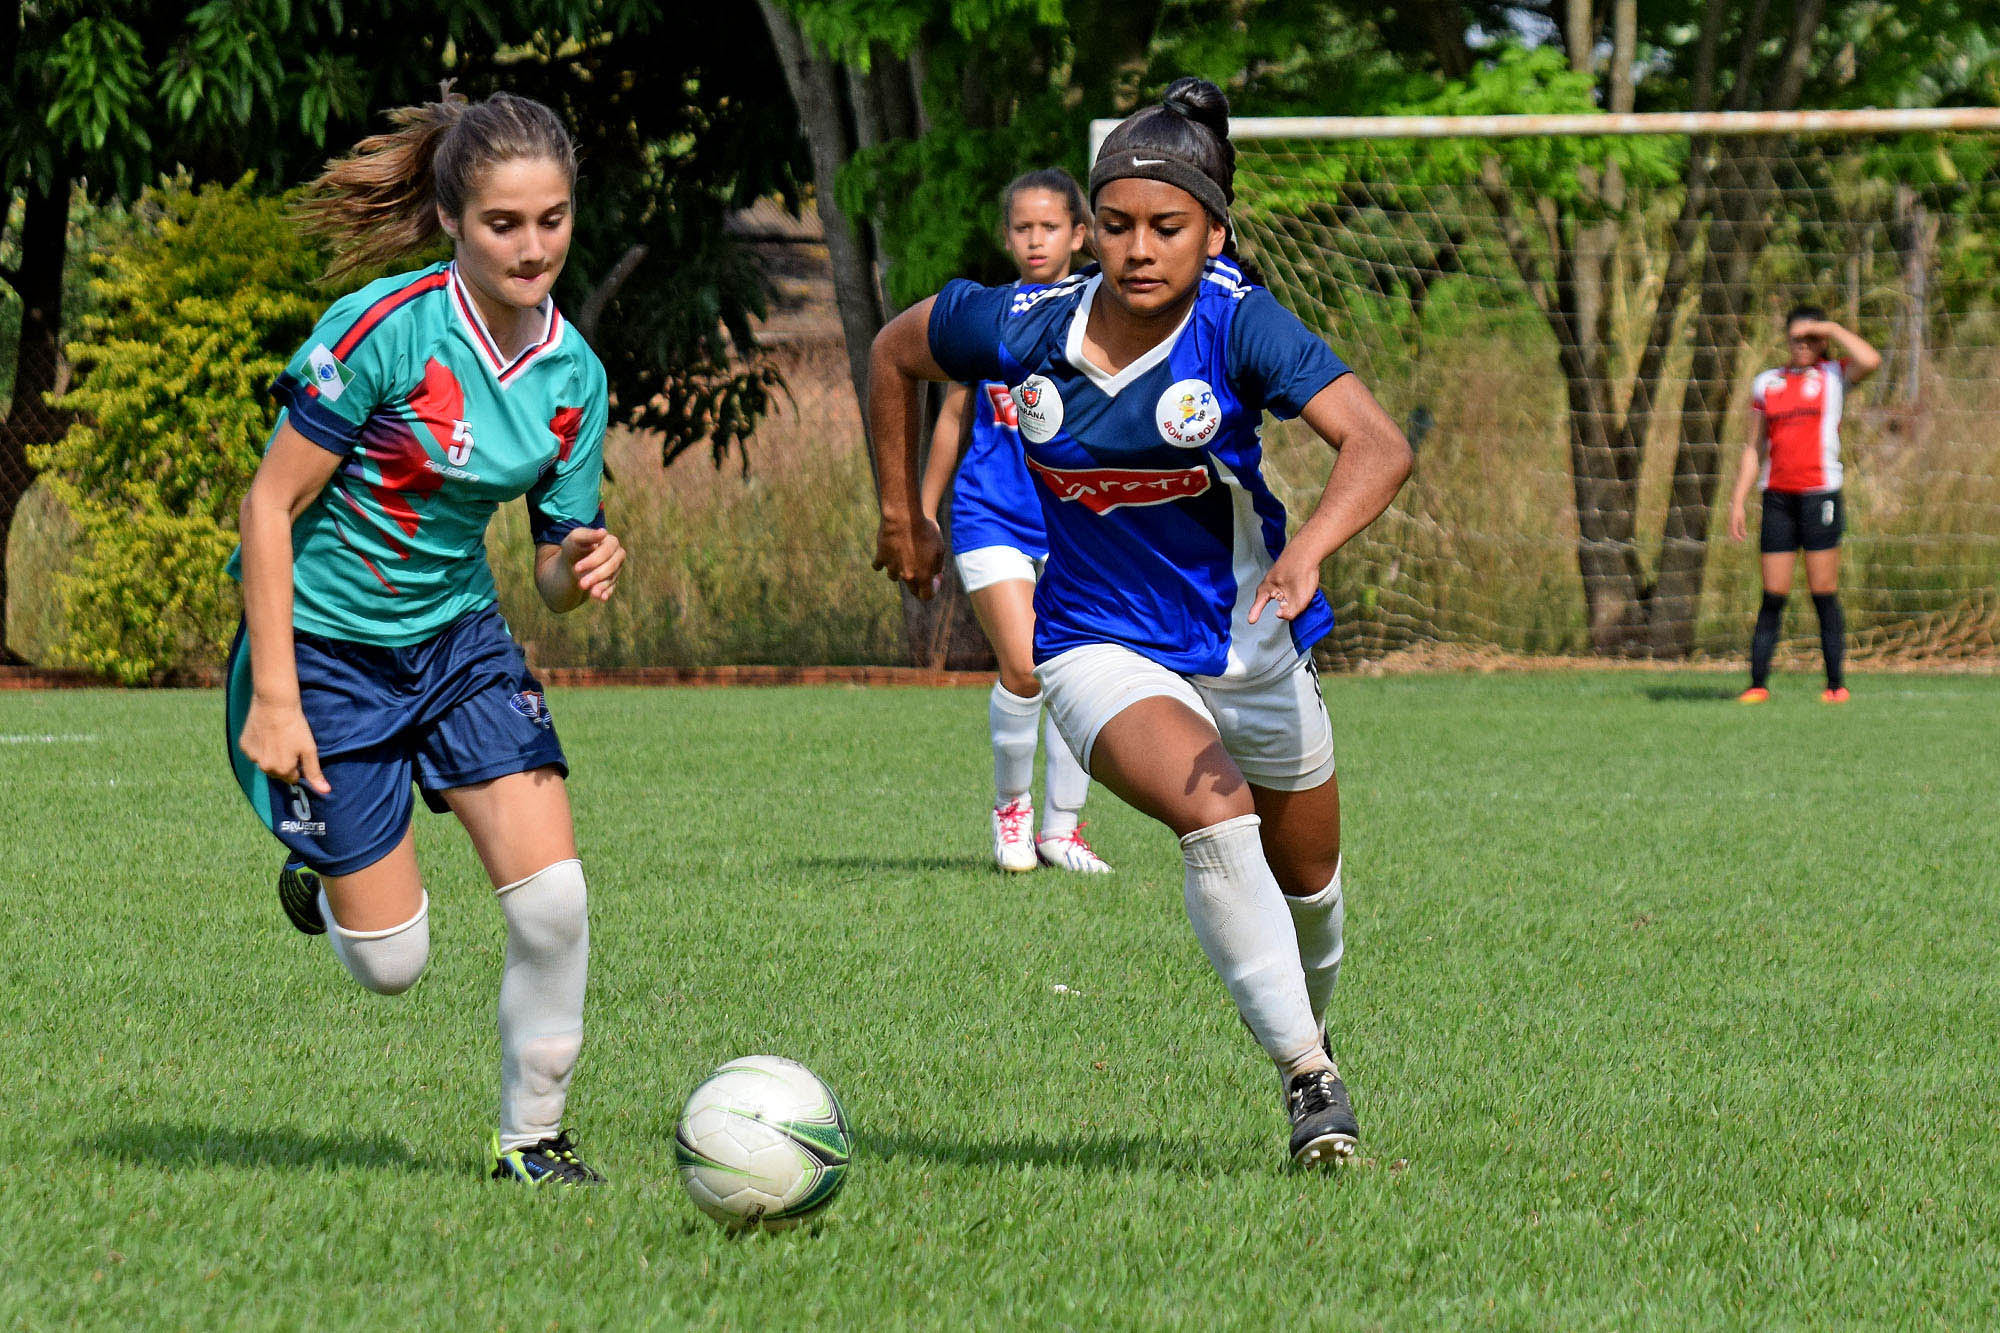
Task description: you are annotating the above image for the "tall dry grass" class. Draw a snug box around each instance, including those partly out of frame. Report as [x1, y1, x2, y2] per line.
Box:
[490, 342, 902, 669]
[6, 322, 1994, 673]
[4, 480, 78, 660]
[1260, 322, 2000, 667]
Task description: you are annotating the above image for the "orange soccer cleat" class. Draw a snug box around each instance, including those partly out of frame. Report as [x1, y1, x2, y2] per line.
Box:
[1737, 686, 1771, 705]
[1821, 686, 1851, 704]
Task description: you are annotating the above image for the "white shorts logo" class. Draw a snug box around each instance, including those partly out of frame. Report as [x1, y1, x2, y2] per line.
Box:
[1156, 378, 1221, 448]
[280, 782, 326, 835]
[1011, 376, 1064, 443]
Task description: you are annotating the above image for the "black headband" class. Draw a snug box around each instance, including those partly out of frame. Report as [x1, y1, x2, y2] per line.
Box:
[1088, 149, 1230, 225]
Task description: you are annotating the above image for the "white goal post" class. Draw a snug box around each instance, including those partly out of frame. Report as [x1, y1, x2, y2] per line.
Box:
[1088, 107, 2000, 664]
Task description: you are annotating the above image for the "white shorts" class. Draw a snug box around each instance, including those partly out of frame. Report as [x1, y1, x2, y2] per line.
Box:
[1035, 643, 1337, 792]
[955, 545, 1045, 593]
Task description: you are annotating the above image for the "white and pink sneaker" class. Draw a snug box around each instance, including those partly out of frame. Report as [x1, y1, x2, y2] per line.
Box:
[1036, 825, 1112, 874]
[992, 796, 1038, 873]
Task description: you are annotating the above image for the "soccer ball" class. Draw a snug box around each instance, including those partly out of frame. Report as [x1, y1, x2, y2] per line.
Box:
[674, 1055, 852, 1230]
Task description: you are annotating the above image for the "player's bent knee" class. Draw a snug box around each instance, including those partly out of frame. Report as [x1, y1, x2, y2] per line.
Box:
[1273, 857, 1341, 898]
[325, 893, 430, 995]
[497, 859, 589, 957]
[997, 665, 1040, 700]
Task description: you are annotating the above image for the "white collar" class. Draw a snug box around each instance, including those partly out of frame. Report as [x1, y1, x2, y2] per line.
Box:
[448, 262, 562, 382]
[1063, 274, 1197, 398]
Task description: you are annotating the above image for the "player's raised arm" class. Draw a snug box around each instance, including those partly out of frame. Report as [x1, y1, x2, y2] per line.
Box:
[1803, 317, 1883, 384]
[867, 297, 949, 597]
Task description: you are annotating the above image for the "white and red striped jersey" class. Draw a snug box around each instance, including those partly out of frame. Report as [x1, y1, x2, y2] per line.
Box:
[1750, 359, 1847, 493]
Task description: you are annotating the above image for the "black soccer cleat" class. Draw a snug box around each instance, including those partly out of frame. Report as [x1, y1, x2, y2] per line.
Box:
[278, 859, 326, 935]
[490, 1130, 606, 1186]
[1287, 1061, 1360, 1168]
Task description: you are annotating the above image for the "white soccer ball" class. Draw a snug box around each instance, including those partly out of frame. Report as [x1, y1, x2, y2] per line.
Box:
[674, 1055, 852, 1230]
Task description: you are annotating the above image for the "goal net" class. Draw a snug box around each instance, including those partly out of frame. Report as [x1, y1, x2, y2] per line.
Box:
[1113, 109, 2000, 667]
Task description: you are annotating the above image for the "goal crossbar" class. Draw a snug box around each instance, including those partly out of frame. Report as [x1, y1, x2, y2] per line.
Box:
[1090, 106, 2000, 159]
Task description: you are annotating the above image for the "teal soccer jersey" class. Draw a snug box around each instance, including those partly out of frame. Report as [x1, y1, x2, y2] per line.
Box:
[231, 261, 608, 645]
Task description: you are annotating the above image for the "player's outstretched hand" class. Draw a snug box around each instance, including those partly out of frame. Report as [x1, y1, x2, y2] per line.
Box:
[563, 527, 626, 602]
[1248, 548, 1322, 625]
[873, 514, 945, 600]
[1727, 502, 1748, 543]
[240, 699, 331, 795]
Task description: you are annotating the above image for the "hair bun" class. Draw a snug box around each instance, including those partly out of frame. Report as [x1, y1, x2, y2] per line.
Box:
[1161, 77, 1230, 141]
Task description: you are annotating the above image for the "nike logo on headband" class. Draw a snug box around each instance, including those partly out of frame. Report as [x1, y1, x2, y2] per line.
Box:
[1132, 157, 1166, 166]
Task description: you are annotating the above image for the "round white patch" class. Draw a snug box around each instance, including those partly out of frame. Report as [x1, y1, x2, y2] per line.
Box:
[1156, 378, 1222, 448]
[1011, 376, 1064, 443]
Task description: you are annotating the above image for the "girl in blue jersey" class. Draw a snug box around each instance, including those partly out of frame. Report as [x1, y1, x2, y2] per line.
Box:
[920, 169, 1110, 877]
[230, 91, 624, 1185]
[868, 80, 1412, 1167]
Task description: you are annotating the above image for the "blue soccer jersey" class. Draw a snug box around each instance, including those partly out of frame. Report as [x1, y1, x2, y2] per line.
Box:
[950, 378, 1049, 558]
[928, 258, 1349, 678]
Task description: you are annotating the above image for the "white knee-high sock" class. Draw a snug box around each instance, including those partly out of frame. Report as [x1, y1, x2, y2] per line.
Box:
[1040, 711, 1089, 837]
[1179, 815, 1324, 1074]
[1285, 858, 1344, 1032]
[990, 682, 1041, 805]
[496, 859, 589, 1152]
[320, 890, 429, 996]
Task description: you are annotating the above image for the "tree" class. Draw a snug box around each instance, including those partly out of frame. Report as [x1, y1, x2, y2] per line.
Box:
[756, 0, 1262, 664]
[37, 177, 321, 682]
[1, 1, 806, 664]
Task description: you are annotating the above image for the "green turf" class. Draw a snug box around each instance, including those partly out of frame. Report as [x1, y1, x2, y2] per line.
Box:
[3, 674, 1997, 1328]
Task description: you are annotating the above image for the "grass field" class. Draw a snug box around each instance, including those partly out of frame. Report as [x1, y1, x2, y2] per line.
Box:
[4, 674, 1998, 1328]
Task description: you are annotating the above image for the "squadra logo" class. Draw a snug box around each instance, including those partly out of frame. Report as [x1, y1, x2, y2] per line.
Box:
[1156, 378, 1222, 448]
[1010, 375, 1064, 443]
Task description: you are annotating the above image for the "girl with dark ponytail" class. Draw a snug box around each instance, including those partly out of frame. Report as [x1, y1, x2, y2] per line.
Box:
[228, 88, 622, 1186]
[868, 78, 1413, 1167]
[919, 167, 1111, 877]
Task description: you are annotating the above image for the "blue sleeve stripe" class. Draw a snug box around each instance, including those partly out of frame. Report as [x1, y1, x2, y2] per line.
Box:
[530, 506, 606, 547]
[270, 375, 360, 455]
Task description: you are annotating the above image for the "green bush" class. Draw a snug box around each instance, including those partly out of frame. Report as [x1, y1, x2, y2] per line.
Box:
[34, 176, 324, 682]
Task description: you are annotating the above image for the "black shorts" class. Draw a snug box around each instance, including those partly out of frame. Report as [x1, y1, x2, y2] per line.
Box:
[1760, 489, 1844, 553]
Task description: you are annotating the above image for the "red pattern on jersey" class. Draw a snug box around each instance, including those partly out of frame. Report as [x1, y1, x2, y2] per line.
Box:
[1759, 361, 1840, 491]
[548, 406, 584, 462]
[353, 358, 459, 539]
[1027, 458, 1212, 514]
[983, 383, 1020, 430]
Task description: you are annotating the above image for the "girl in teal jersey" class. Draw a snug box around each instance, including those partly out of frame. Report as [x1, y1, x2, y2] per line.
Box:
[230, 90, 623, 1185]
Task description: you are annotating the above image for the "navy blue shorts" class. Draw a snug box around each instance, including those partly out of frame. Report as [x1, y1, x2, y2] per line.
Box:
[225, 606, 567, 876]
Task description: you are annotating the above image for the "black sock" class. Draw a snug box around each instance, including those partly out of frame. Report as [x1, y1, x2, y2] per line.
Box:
[1812, 592, 1845, 688]
[1750, 591, 1786, 688]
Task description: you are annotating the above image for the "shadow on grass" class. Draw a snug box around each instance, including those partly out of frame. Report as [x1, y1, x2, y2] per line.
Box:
[80, 1122, 452, 1174]
[1642, 684, 1741, 703]
[786, 853, 992, 875]
[860, 1127, 1228, 1174]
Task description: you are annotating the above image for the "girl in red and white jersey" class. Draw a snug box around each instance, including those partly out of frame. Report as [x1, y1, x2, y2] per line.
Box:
[1727, 305, 1880, 703]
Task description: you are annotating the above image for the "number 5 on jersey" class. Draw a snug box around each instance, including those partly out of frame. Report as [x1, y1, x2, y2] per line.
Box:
[448, 418, 475, 467]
